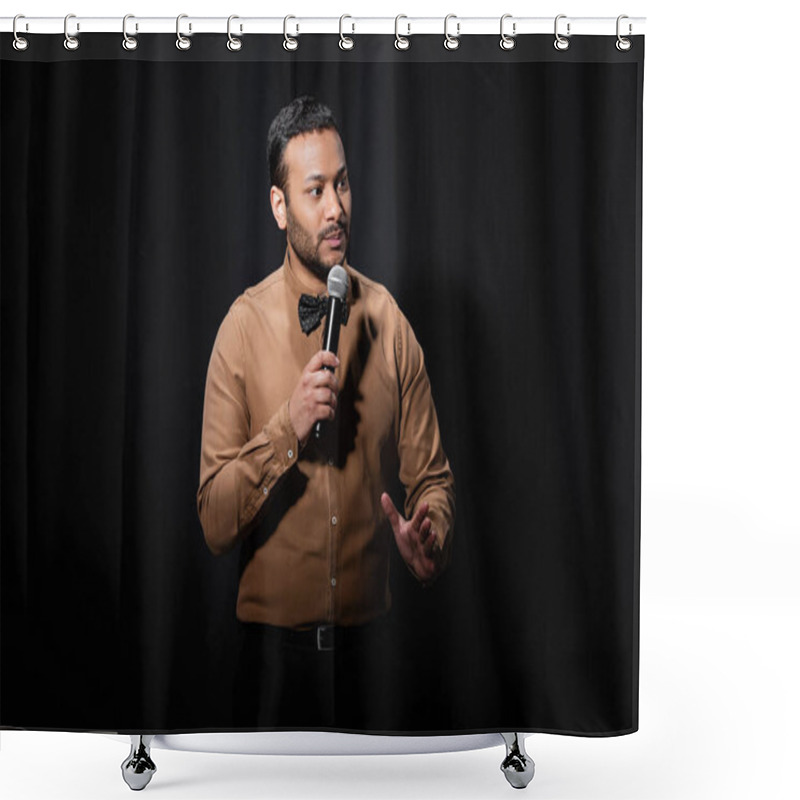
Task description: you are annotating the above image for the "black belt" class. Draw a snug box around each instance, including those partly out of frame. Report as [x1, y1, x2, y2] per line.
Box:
[241, 617, 387, 652]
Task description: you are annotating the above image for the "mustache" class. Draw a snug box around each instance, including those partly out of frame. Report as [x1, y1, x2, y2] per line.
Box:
[320, 222, 348, 240]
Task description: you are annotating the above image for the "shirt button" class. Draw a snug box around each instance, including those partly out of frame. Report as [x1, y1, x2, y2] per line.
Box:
[331, 515, 338, 526]
[331, 578, 337, 587]
[262, 487, 269, 496]
[288, 449, 294, 459]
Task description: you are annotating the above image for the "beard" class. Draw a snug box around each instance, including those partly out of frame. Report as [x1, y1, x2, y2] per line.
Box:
[286, 203, 349, 284]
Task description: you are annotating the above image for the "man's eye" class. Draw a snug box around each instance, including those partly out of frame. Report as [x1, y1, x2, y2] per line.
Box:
[338, 178, 348, 190]
[310, 187, 322, 197]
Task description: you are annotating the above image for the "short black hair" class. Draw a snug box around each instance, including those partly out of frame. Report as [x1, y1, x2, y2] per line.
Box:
[267, 96, 341, 196]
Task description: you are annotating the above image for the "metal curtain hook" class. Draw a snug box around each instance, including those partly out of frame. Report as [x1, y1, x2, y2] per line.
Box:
[444, 13, 460, 51]
[122, 14, 138, 51]
[554, 14, 570, 51]
[12, 14, 29, 51]
[500, 14, 516, 50]
[176, 13, 191, 50]
[394, 14, 410, 50]
[227, 15, 242, 51]
[339, 14, 355, 50]
[616, 14, 632, 51]
[283, 15, 299, 51]
[64, 13, 80, 51]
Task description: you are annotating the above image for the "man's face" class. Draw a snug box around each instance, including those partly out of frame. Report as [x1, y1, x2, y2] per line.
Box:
[278, 128, 351, 281]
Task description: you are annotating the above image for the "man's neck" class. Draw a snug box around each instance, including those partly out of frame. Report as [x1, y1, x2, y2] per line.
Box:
[286, 245, 328, 295]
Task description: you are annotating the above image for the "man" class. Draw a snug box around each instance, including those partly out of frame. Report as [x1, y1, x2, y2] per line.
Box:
[197, 96, 455, 729]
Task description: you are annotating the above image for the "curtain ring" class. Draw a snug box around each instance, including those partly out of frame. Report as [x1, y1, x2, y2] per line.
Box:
[339, 14, 355, 50]
[64, 13, 80, 51]
[500, 14, 516, 50]
[394, 15, 410, 50]
[122, 14, 138, 51]
[283, 15, 299, 51]
[227, 15, 242, 51]
[12, 14, 29, 51]
[616, 15, 632, 51]
[553, 14, 570, 51]
[176, 13, 191, 50]
[444, 14, 460, 51]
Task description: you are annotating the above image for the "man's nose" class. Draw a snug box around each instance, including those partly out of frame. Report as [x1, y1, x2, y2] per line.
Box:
[323, 186, 344, 221]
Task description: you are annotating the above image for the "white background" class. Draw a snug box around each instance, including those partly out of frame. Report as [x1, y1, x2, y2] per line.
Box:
[2, 1, 799, 798]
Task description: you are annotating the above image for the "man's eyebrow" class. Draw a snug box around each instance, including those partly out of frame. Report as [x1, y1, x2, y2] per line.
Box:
[304, 166, 348, 184]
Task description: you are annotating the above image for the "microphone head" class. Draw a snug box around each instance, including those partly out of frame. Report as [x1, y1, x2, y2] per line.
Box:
[327, 265, 349, 301]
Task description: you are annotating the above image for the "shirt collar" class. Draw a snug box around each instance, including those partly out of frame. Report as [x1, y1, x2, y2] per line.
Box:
[283, 246, 358, 308]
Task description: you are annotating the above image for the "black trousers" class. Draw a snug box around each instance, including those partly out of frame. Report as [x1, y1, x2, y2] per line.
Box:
[233, 614, 400, 731]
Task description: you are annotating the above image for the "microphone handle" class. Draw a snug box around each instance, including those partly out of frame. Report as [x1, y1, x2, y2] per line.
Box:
[314, 295, 344, 440]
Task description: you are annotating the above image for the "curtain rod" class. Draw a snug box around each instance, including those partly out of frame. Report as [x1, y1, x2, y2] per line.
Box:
[1, 16, 646, 37]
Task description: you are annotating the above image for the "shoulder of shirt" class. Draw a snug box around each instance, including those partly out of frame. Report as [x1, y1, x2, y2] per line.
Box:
[348, 266, 419, 371]
[347, 264, 403, 319]
[223, 267, 286, 320]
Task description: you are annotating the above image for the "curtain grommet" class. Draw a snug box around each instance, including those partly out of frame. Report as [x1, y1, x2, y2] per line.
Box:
[283, 15, 299, 51]
[227, 15, 242, 51]
[63, 13, 80, 51]
[12, 14, 29, 51]
[500, 14, 516, 50]
[394, 15, 410, 50]
[553, 14, 570, 51]
[616, 15, 632, 51]
[176, 13, 192, 51]
[444, 14, 460, 51]
[339, 14, 355, 50]
[122, 14, 138, 51]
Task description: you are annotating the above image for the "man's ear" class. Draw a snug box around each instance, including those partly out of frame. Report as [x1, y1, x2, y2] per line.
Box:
[270, 186, 287, 231]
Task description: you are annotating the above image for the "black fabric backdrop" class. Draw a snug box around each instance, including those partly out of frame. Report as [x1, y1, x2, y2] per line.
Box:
[1, 33, 643, 735]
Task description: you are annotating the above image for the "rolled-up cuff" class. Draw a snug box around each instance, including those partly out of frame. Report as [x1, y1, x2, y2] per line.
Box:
[266, 399, 300, 473]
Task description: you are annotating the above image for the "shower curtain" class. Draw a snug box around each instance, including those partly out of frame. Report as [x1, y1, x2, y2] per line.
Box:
[1, 28, 643, 736]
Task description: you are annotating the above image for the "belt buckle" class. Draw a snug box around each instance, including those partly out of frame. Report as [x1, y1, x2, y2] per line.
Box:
[316, 624, 334, 651]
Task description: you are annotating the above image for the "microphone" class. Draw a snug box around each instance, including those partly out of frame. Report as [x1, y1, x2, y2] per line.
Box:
[314, 264, 349, 440]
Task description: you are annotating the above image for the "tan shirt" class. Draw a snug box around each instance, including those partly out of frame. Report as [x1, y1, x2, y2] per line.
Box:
[197, 250, 455, 628]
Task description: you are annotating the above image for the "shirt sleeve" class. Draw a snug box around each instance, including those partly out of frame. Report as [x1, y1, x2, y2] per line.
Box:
[394, 303, 456, 575]
[197, 302, 300, 556]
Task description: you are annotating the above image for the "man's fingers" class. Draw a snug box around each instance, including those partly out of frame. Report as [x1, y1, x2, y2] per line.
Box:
[308, 350, 340, 373]
[311, 370, 338, 391]
[424, 528, 440, 560]
[314, 388, 336, 408]
[307, 351, 326, 372]
[410, 502, 429, 533]
[419, 517, 432, 542]
[381, 493, 401, 533]
[421, 520, 433, 551]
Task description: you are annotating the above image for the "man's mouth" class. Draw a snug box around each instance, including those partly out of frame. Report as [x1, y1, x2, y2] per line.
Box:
[323, 229, 345, 247]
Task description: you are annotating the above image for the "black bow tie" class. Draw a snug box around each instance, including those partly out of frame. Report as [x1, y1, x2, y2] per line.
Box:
[298, 293, 350, 335]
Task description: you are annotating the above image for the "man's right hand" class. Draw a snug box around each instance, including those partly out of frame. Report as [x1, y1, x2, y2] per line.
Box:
[288, 350, 340, 448]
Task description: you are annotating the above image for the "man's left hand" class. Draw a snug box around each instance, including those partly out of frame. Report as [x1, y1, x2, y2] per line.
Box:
[381, 493, 443, 585]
